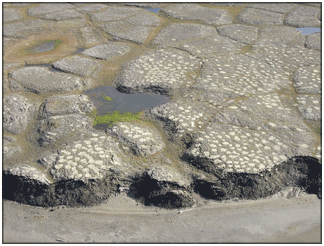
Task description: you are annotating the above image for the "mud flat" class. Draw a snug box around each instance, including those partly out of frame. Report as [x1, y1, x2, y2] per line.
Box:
[3, 3, 321, 243]
[3, 194, 321, 243]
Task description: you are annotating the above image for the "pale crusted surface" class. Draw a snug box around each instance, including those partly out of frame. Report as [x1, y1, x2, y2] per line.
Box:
[296, 95, 321, 121]
[6, 165, 51, 185]
[293, 66, 321, 94]
[50, 133, 125, 182]
[237, 8, 284, 26]
[186, 123, 292, 173]
[194, 54, 291, 98]
[117, 48, 201, 95]
[82, 42, 131, 60]
[9, 67, 83, 93]
[216, 24, 259, 45]
[152, 23, 217, 48]
[161, 4, 233, 26]
[3, 94, 36, 134]
[108, 122, 165, 156]
[52, 56, 101, 77]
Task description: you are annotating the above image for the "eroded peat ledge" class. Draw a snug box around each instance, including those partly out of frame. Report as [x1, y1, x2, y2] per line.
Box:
[3, 3, 322, 209]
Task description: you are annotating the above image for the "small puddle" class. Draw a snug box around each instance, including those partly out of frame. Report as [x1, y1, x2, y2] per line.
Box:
[297, 27, 321, 35]
[74, 48, 86, 54]
[146, 8, 160, 13]
[33, 41, 56, 53]
[84, 86, 169, 116]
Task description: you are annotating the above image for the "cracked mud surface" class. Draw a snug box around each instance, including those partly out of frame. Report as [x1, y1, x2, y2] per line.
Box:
[3, 3, 322, 243]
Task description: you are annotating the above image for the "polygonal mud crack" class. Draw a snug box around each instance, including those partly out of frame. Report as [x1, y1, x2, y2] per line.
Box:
[116, 48, 201, 95]
[107, 122, 165, 157]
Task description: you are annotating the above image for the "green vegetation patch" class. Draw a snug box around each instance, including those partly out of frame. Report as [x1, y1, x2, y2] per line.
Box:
[89, 110, 143, 127]
[103, 96, 113, 101]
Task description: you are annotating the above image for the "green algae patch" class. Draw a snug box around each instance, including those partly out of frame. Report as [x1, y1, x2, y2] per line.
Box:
[91, 110, 144, 127]
[103, 96, 113, 101]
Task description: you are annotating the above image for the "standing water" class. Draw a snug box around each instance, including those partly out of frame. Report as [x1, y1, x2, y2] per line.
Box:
[84, 86, 169, 116]
[33, 41, 56, 53]
[146, 8, 160, 13]
[297, 27, 321, 35]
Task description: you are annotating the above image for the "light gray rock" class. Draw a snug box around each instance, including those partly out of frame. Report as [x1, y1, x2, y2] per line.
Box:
[152, 23, 217, 48]
[3, 74, 10, 93]
[293, 66, 321, 94]
[236, 8, 284, 26]
[125, 11, 161, 26]
[145, 99, 212, 140]
[284, 5, 321, 27]
[213, 93, 309, 132]
[28, 3, 75, 16]
[305, 32, 321, 50]
[82, 42, 131, 60]
[9, 67, 83, 93]
[76, 4, 108, 13]
[184, 121, 315, 175]
[49, 133, 127, 182]
[258, 26, 306, 47]
[35, 114, 94, 147]
[3, 8, 23, 22]
[249, 3, 296, 14]
[52, 56, 101, 77]
[38, 94, 95, 119]
[91, 6, 141, 22]
[79, 27, 103, 47]
[216, 24, 258, 45]
[178, 34, 246, 58]
[3, 94, 36, 134]
[107, 122, 165, 157]
[101, 21, 157, 44]
[161, 4, 232, 26]
[5, 165, 52, 185]
[40, 9, 84, 20]
[194, 54, 291, 100]
[247, 41, 321, 73]
[146, 166, 191, 188]
[296, 95, 321, 121]
[3, 136, 21, 160]
[4, 19, 84, 38]
[98, 11, 161, 44]
[116, 48, 201, 95]
[271, 187, 304, 199]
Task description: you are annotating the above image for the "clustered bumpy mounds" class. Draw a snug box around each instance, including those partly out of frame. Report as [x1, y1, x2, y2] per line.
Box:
[3, 3, 322, 209]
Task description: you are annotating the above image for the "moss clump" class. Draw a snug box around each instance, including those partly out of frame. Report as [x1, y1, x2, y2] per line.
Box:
[103, 96, 113, 101]
[91, 110, 143, 127]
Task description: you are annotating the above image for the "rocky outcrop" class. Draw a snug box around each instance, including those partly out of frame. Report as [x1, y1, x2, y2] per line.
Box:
[116, 48, 201, 95]
[9, 67, 84, 94]
[107, 122, 165, 157]
[3, 94, 37, 134]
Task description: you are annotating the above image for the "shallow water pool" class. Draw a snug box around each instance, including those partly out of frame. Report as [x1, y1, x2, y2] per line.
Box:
[84, 86, 169, 116]
[146, 8, 160, 13]
[297, 27, 321, 35]
[33, 41, 56, 53]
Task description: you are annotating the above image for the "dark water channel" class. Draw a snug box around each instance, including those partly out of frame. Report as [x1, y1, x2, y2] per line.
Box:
[84, 86, 169, 116]
[297, 27, 321, 35]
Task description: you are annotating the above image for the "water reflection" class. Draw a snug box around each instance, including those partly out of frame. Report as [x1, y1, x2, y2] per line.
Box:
[84, 86, 169, 115]
[297, 27, 321, 35]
